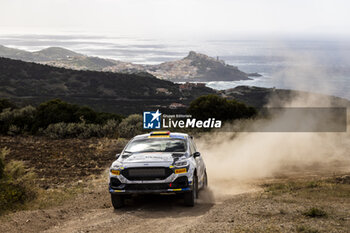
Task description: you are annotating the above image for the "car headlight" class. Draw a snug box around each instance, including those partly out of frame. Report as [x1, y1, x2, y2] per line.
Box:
[110, 162, 123, 175]
[174, 160, 189, 167]
[110, 169, 120, 175]
[112, 162, 123, 169]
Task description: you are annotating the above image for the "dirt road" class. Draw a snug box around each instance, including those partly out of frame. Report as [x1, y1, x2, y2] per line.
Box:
[1, 169, 350, 233]
[1, 135, 350, 232]
[0, 170, 253, 233]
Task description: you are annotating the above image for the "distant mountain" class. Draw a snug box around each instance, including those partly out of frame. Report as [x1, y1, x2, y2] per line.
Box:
[32, 47, 82, 60]
[142, 51, 251, 81]
[0, 57, 215, 115]
[0, 45, 33, 60]
[0, 45, 81, 61]
[0, 45, 257, 82]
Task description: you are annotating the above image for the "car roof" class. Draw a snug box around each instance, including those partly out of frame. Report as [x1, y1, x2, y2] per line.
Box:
[133, 131, 190, 140]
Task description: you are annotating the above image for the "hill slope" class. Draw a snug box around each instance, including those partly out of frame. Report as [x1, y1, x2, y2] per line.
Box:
[222, 86, 350, 108]
[0, 57, 215, 114]
[142, 51, 251, 81]
[0, 45, 82, 61]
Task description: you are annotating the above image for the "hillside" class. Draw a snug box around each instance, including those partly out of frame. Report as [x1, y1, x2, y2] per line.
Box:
[222, 86, 350, 108]
[143, 51, 251, 81]
[0, 45, 82, 62]
[0, 45, 256, 81]
[0, 57, 215, 114]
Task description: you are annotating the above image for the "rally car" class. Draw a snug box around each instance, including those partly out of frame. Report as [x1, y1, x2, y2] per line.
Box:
[109, 131, 208, 208]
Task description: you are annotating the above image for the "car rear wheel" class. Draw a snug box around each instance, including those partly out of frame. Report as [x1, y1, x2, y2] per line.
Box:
[184, 175, 197, 207]
[111, 194, 124, 209]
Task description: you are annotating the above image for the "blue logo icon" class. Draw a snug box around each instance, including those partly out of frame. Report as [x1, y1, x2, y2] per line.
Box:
[143, 110, 161, 129]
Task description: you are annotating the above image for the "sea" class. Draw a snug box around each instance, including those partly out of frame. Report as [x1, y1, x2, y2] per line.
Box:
[1, 34, 349, 99]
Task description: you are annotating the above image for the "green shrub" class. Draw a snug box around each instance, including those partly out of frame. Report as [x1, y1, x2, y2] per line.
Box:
[296, 225, 319, 233]
[187, 94, 256, 122]
[7, 125, 21, 135]
[0, 99, 16, 112]
[0, 148, 5, 179]
[118, 114, 144, 138]
[32, 99, 123, 132]
[303, 207, 327, 218]
[42, 119, 119, 139]
[0, 148, 37, 214]
[0, 98, 123, 136]
[96, 112, 123, 124]
[42, 122, 94, 139]
[74, 106, 98, 124]
[0, 105, 36, 135]
[32, 99, 81, 132]
[100, 119, 120, 138]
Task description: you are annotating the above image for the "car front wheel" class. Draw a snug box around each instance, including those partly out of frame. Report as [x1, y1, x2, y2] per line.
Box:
[111, 194, 124, 209]
[184, 175, 197, 207]
[203, 171, 208, 189]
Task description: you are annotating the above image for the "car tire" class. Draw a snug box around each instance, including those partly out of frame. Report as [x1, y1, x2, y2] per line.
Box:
[184, 175, 197, 207]
[111, 194, 124, 209]
[203, 171, 208, 189]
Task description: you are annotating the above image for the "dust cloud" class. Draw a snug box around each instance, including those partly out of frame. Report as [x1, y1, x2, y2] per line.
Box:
[196, 49, 350, 199]
[197, 101, 350, 199]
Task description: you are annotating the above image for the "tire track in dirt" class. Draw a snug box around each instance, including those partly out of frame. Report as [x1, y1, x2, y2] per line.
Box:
[41, 169, 260, 233]
[0, 168, 256, 233]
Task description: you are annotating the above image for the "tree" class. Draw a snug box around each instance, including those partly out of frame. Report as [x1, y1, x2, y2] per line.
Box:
[0, 106, 36, 135]
[32, 99, 80, 132]
[74, 106, 97, 124]
[96, 112, 123, 124]
[187, 94, 256, 121]
[0, 99, 16, 113]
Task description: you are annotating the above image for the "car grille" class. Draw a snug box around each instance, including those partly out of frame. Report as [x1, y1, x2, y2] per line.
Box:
[124, 183, 170, 190]
[121, 167, 173, 181]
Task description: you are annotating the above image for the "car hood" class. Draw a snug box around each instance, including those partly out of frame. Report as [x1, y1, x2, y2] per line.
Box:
[121, 152, 175, 166]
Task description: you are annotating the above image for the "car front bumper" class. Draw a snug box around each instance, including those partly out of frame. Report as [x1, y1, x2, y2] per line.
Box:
[109, 179, 192, 194]
[109, 186, 191, 194]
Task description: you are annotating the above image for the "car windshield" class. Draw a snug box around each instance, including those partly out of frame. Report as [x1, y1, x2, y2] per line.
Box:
[124, 138, 187, 153]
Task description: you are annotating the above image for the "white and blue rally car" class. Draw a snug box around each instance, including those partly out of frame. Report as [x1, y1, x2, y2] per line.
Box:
[109, 131, 208, 208]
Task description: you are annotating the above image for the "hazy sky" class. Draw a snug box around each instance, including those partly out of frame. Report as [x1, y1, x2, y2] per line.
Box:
[1, 0, 349, 39]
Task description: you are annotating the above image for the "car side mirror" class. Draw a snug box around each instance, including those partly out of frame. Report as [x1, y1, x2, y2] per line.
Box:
[193, 152, 201, 158]
[115, 153, 120, 159]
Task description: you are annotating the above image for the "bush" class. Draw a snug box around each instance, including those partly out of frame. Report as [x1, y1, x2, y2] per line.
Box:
[32, 99, 81, 132]
[96, 112, 123, 125]
[74, 106, 98, 124]
[42, 122, 96, 139]
[303, 207, 327, 218]
[0, 99, 123, 136]
[42, 119, 119, 139]
[100, 119, 120, 138]
[0, 148, 37, 214]
[0, 105, 36, 135]
[7, 125, 21, 135]
[33, 99, 123, 131]
[0, 99, 16, 112]
[118, 114, 144, 138]
[187, 94, 256, 122]
[296, 225, 319, 233]
[0, 148, 5, 179]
